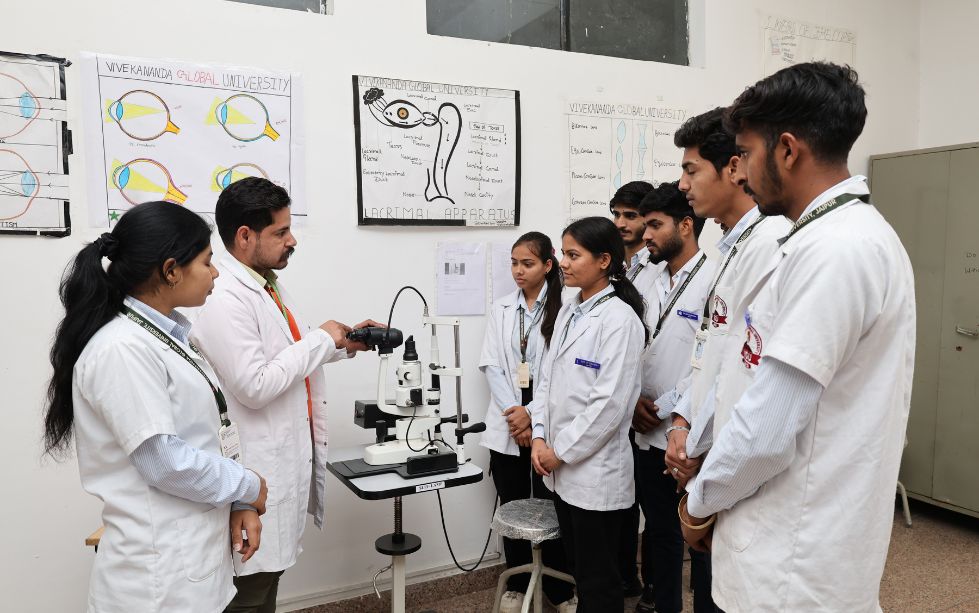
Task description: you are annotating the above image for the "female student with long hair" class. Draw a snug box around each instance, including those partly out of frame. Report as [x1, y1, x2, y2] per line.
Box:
[43, 202, 268, 612]
[529, 216, 648, 613]
[478, 231, 575, 612]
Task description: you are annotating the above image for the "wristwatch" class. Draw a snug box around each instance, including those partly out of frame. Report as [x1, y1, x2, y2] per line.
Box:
[665, 425, 690, 442]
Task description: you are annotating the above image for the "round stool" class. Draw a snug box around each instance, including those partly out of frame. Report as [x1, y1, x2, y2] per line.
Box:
[491, 498, 576, 613]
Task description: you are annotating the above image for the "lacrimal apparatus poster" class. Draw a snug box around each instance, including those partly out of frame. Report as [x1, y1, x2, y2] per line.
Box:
[354, 75, 520, 227]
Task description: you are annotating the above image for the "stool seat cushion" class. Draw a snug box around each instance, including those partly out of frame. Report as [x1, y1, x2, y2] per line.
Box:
[492, 498, 561, 544]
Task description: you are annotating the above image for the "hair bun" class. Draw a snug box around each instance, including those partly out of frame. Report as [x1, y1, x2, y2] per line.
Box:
[94, 232, 120, 260]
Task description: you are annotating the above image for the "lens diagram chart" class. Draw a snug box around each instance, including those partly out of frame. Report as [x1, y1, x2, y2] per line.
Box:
[0, 51, 71, 237]
[565, 100, 686, 221]
[354, 75, 520, 227]
[82, 53, 304, 225]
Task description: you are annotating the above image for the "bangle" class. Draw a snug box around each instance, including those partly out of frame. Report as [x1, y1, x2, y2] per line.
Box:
[665, 425, 690, 442]
[677, 493, 715, 531]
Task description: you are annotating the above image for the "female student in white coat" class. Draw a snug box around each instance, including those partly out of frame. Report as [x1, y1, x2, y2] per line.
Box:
[43, 202, 268, 613]
[529, 216, 647, 613]
[479, 232, 575, 612]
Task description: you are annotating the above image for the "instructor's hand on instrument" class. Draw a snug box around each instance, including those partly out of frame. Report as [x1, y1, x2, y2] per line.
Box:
[345, 319, 386, 353]
[320, 320, 353, 348]
[230, 509, 262, 562]
[632, 396, 661, 433]
[504, 406, 531, 435]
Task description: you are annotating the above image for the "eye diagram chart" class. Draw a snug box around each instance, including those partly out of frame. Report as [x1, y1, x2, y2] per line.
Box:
[565, 100, 686, 221]
[761, 15, 856, 77]
[82, 53, 304, 226]
[0, 51, 71, 237]
[354, 75, 520, 227]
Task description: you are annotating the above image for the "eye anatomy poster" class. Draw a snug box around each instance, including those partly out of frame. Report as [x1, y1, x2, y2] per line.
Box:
[81, 53, 304, 226]
[565, 100, 686, 221]
[0, 51, 71, 237]
[353, 75, 520, 227]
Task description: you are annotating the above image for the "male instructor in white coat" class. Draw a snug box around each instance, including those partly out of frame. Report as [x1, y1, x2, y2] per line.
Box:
[192, 178, 380, 612]
[679, 63, 916, 612]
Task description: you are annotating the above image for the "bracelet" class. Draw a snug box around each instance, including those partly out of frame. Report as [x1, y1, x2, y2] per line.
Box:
[665, 425, 690, 442]
[677, 493, 715, 531]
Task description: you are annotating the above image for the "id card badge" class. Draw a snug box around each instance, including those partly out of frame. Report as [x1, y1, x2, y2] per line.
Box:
[690, 329, 709, 370]
[219, 421, 243, 463]
[517, 361, 531, 389]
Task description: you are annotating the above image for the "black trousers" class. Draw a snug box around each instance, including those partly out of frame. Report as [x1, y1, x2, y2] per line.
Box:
[489, 446, 574, 604]
[224, 571, 284, 613]
[619, 432, 642, 587]
[635, 446, 718, 613]
[553, 495, 625, 613]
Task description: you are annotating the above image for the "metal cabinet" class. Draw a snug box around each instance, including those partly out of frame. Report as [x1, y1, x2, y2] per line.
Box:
[871, 143, 979, 518]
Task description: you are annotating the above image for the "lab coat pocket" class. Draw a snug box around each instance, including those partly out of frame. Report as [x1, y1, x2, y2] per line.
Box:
[720, 482, 766, 553]
[178, 505, 229, 582]
[275, 497, 299, 557]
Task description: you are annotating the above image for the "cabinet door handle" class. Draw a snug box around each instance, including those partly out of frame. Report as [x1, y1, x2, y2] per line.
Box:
[955, 325, 979, 338]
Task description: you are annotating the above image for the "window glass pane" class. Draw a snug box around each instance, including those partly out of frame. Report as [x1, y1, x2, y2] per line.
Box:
[568, 0, 688, 64]
[427, 0, 561, 50]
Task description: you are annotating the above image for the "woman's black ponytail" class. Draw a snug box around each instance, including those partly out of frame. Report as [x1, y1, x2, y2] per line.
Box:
[512, 231, 563, 347]
[44, 202, 212, 456]
[562, 217, 650, 345]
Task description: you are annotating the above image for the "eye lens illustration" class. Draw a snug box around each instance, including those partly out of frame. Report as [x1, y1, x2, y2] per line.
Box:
[104, 90, 180, 141]
[210, 94, 279, 142]
[0, 148, 41, 220]
[212, 162, 269, 191]
[0, 72, 41, 139]
[110, 158, 187, 206]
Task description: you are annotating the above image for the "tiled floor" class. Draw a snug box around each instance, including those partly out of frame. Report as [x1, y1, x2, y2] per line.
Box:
[302, 500, 979, 612]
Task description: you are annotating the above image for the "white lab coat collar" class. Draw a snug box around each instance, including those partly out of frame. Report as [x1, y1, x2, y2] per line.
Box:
[656, 249, 707, 303]
[796, 175, 869, 220]
[219, 255, 295, 342]
[559, 284, 616, 355]
[125, 296, 193, 345]
[717, 207, 761, 257]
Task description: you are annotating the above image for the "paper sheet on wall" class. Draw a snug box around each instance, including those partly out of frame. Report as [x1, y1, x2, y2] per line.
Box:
[354, 75, 520, 227]
[436, 242, 486, 315]
[491, 241, 518, 302]
[565, 100, 686, 222]
[81, 52, 304, 226]
[761, 15, 856, 77]
[0, 51, 71, 236]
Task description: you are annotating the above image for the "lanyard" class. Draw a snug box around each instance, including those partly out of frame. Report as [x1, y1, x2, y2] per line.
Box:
[123, 306, 231, 427]
[627, 256, 647, 282]
[700, 215, 767, 330]
[518, 298, 546, 363]
[782, 192, 869, 245]
[652, 254, 707, 340]
[560, 292, 615, 349]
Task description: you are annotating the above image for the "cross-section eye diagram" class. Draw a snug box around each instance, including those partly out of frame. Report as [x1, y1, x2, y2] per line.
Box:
[110, 158, 188, 206]
[0, 52, 71, 236]
[208, 94, 280, 142]
[105, 90, 180, 141]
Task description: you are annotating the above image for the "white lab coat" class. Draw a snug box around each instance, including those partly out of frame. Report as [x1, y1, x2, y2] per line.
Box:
[478, 288, 548, 456]
[73, 309, 235, 613]
[685, 216, 791, 443]
[710, 181, 916, 612]
[635, 251, 717, 451]
[190, 256, 348, 575]
[529, 290, 644, 511]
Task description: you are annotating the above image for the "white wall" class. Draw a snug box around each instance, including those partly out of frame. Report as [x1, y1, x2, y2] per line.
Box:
[918, 0, 979, 149]
[0, 1, 920, 610]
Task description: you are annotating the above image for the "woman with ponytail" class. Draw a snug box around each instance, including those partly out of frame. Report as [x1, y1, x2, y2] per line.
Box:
[527, 216, 647, 613]
[44, 202, 268, 613]
[478, 232, 574, 612]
